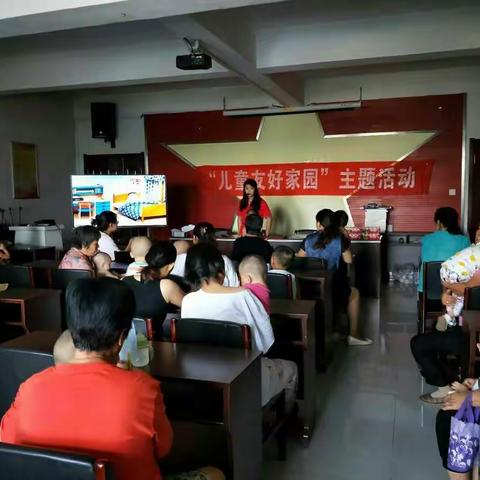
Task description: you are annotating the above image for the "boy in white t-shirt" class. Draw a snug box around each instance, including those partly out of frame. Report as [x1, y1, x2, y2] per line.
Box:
[268, 246, 297, 299]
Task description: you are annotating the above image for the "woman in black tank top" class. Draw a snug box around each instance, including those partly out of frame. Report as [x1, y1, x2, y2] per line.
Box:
[123, 241, 184, 339]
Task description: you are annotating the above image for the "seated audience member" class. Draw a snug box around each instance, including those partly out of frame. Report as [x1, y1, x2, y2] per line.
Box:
[172, 223, 239, 287]
[181, 243, 297, 407]
[418, 207, 470, 295]
[334, 210, 350, 237]
[411, 226, 480, 404]
[92, 210, 121, 261]
[269, 246, 297, 299]
[298, 209, 372, 346]
[125, 236, 152, 277]
[93, 252, 120, 279]
[436, 242, 480, 331]
[435, 355, 480, 479]
[239, 255, 270, 313]
[0, 241, 10, 264]
[0, 277, 173, 480]
[123, 241, 184, 338]
[231, 214, 273, 264]
[59, 226, 100, 272]
[1, 278, 224, 480]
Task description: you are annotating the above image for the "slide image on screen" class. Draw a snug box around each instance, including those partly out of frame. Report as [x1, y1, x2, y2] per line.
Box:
[72, 175, 167, 227]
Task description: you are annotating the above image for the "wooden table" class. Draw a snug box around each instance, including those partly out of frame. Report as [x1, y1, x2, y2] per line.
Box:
[270, 299, 316, 445]
[0, 288, 62, 332]
[1, 332, 262, 480]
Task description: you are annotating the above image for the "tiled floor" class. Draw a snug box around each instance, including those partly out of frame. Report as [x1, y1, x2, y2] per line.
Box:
[263, 283, 445, 480]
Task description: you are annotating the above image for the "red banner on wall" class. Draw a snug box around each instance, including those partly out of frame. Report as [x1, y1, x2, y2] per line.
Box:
[198, 160, 433, 196]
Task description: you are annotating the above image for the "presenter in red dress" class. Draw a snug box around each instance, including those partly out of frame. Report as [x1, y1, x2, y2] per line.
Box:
[237, 178, 272, 237]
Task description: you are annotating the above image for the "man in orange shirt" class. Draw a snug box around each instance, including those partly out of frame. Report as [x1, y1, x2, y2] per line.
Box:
[0, 278, 172, 480]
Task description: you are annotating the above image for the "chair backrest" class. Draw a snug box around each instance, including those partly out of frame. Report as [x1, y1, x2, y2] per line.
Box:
[0, 347, 54, 418]
[170, 318, 251, 350]
[465, 287, 480, 310]
[0, 443, 113, 480]
[423, 261, 443, 301]
[51, 269, 94, 291]
[0, 265, 34, 288]
[290, 257, 326, 271]
[266, 272, 293, 299]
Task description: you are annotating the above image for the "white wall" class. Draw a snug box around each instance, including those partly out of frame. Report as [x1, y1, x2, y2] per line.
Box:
[73, 83, 273, 169]
[0, 93, 76, 232]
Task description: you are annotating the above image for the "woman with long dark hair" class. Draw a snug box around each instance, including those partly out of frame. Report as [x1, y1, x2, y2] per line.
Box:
[123, 241, 184, 337]
[182, 243, 297, 407]
[237, 179, 272, 237]
[171, 222, 239, 286]
[91, 210, 120, 261]
[297, 209, 372, 346]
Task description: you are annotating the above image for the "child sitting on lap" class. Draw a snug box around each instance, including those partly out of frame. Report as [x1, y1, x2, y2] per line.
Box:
[93, 252, 120, 279]
[437, 243, 480, 331]
[125, 236, 152, 277]
[239, 255, 270, 313]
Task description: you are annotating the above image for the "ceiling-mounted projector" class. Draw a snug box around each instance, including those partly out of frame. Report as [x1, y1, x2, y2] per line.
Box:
[176, 38, 212, 70]
[176, 53, 212, 70]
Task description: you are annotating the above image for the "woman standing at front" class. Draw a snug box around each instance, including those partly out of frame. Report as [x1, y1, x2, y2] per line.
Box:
[237, 179, 272, 237]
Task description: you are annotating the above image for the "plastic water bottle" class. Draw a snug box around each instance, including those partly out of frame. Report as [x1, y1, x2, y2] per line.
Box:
[133, 333, 150, 368]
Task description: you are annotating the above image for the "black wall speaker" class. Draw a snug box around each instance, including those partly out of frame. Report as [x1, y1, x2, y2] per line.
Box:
[91, 102, 116, 147]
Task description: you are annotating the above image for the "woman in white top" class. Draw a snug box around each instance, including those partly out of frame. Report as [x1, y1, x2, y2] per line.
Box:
[172, 222, 239, 287]
[92, 211, 122, 261]
[181, 243, 297, 406]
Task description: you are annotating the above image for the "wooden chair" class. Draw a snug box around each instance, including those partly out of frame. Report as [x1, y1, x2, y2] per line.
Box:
[0, 443, 113, 480]
[419, 261, 443, 333]
[170, 318, 288, 460]
[50, 269, 94, 327]
[465, 287, 480, 311]
[290, 257, 326, 272]
[0, 346, 54, 418]
[0, 264, 34, 288]
[267, 273, 293, 300]
[170, 318, 251, 349]
[461, 291, 480, 377]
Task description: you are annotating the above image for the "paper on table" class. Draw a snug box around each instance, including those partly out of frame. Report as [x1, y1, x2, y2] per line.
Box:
[365, 208, 388, 231]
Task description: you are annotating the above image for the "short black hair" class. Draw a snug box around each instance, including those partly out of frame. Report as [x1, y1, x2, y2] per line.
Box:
[71, 226, 101, 249]
[272, 246, 295, 270]
[193, 222, 217, 247]
[184, 243, 225, 290]
[66, 277, 135, 351]
[141, 241, 177, 282]
[91, 211, 118, 232]
[434, 207, 462, 235]
[334, 210, 349, 228]
[245, 214, 263, 235]
[315, 209, 334, 226]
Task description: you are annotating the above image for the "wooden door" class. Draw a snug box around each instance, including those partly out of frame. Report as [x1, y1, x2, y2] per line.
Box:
[468, 139, 480, 241]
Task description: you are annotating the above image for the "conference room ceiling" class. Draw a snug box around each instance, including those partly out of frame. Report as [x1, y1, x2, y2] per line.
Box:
[0, 0, 479, 103]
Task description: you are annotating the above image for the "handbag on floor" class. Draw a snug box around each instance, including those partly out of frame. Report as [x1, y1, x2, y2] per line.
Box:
[447, 393, 480, 473]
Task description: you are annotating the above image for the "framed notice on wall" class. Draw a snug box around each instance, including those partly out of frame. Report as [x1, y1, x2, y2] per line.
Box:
[11, 142, 39, 199]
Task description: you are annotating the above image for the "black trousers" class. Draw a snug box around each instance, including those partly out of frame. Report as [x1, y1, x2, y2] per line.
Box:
[436, 409, 457, 471]
[410, 327, 465, 387]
